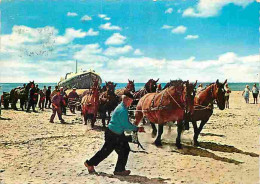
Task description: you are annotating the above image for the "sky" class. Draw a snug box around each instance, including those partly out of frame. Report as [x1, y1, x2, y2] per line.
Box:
[0, 0, 259, 83]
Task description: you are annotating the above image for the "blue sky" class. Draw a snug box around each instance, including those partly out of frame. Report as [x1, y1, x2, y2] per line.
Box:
[0, 0, 259, 83]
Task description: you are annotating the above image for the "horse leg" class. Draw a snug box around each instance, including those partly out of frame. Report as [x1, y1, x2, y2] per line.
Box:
[142, 118, 146, 125]
[90, 114, 95, 128]
[101, 112, 106, 128]
[194, 119, 208, 146]
[83, 113, 88, 125]
[176, 120, 183, 149]
[20, 99, 24, 111]
[134, 110, 143, 126]
[150, 123, 157, 138]
[12, 99, 18, 110]
[107, 111, 111, 125]
[192, 121, 199, 146]
[154, 124, 164, 147]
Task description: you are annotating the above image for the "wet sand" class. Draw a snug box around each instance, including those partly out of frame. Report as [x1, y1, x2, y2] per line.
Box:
[0, 92, 259, 184]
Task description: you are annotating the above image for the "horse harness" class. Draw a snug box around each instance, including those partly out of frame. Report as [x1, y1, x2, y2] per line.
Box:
[194, 84, 215, 111]
[139, 87, 187, 113]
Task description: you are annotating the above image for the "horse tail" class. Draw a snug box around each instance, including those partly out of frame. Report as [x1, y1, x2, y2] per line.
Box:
[9, 89, 15, 102]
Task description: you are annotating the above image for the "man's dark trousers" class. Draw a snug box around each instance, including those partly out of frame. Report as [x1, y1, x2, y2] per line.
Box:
[86, 129, 130, 172]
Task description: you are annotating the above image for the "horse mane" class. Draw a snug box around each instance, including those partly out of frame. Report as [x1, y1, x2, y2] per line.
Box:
[163, 79, 184, 90]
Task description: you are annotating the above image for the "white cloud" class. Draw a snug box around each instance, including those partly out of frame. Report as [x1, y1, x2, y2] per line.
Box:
[183, 0, 254, 17]
[99, 23, 122, 31]
[86, 28, 99, 36]
[185, 35, 199, 40]
[172, 25, 187, 34]
[104, 45, 133, 56]
[161, 25, 173, 29]
[67, 12, 78, 17]
[73, 43, 107, 62]
[98, 14, 111, 20]
[105, 33, 126, 45]
[177, 9, 182, 13]
[134, 49, 143, 56]
[98, 14, 106, 18]
[165, 8, 173, 14]
[1, 26, 258, 83]
[81, 15, 92, 21]
[56, 28, 87, 44]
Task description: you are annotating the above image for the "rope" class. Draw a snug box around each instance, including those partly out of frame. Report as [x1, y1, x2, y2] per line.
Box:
[166, 88, 183, 110]
[194, 104, 213, 111]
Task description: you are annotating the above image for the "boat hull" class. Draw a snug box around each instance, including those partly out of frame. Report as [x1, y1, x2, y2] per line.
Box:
[58, 72, 102, 89]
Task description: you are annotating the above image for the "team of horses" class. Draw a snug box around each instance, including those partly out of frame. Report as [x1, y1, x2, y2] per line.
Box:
[6, 78, 227, 149]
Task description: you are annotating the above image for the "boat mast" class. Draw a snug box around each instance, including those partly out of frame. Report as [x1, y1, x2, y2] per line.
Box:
[76, 60, 78, 73]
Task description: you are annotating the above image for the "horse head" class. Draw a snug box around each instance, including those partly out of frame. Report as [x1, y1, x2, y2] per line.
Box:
[26, 81, 34, 91]
[212, 79, 227, 110]
[145, 78, 159, 93]
[184, 80, 197, 114]
[126, 79, 135, 92]
[105, 81, 117, 95]
[91, 79, 100, 96]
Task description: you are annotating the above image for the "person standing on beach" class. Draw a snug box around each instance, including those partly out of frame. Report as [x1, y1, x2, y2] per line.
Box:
[34, 84, 40, 108]
[251, 84, 259, 104]
[50, 90, 66, 123]
[84, 93, 145, 176]
[242, 85, 250, 104]
[51, 86, 59, 98]
[26, 84, 37, 113]
[224, 83, 231, 108]
[45, 86, 52, 109]
[68, 88, 79, 113]
[39, 89, 45, 111]
[43, 86, 47, 96]
[59, 87, 67, 115]
[196, 84, 203, 93]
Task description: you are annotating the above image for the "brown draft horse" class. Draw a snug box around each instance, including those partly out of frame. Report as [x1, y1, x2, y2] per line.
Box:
[133, 78, 159, 105]
[189, 79, 227, 146]
[134, 80, 197, 149]
[9, 81, 34, 110]
[81, 79, 100, 128]
[98, 81, 119, 127]
[115, 79, 135, 99]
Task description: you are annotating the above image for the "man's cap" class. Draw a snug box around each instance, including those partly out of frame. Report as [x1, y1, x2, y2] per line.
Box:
[73, 87, 77, 90]
[124, 91, 134, 99]
[60, 87, 64, 90]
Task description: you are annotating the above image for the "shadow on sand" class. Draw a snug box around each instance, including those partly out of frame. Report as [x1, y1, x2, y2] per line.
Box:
[198, 142, 259, 157]
[167, 143, 242, 165]
[0, 117, 12, 120]
[95, 172, 170, 184]
[200, 132, 225, 138]
[161, 141, 259, 165]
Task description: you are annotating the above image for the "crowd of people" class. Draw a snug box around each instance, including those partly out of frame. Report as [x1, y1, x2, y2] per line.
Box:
[25, 84, 80, 123]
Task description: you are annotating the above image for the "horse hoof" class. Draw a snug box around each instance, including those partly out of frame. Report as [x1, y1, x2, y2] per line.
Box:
[194, 142, 200, 147]
[176, 143, 182, 149]
[154, 141, 162, 147]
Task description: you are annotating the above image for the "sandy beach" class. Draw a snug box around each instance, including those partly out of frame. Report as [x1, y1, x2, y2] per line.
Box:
[0, 91, 259, 184]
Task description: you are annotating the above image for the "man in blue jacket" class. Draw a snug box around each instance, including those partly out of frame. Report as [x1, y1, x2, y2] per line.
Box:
[84, 92, 145, 176]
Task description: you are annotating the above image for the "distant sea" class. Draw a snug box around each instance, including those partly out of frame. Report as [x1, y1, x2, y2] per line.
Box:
[0, 82, 258, 95]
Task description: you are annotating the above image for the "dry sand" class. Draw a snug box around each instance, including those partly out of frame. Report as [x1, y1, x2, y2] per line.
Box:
[0, 92, 259, 184]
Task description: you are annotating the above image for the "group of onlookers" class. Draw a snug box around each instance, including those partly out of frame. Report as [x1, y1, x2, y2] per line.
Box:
[242, 83, 259, 104]
[25, 84, 80, 123]
[195, 83, 259, 108]
[26, 84, 52, 112]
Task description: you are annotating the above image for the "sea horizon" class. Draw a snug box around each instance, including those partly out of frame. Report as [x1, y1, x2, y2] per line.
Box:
[0, 82, 259, 95]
